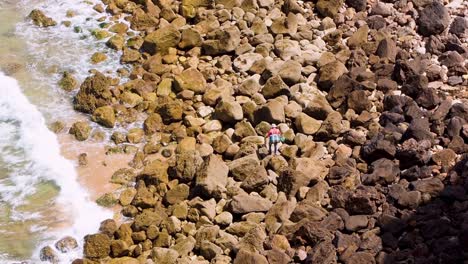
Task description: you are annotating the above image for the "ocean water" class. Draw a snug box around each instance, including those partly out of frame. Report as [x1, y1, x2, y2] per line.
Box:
[0, 0, 127, 262]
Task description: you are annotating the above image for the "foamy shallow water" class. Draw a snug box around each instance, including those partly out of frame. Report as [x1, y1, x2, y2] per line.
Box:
[0, 0, 131, 261]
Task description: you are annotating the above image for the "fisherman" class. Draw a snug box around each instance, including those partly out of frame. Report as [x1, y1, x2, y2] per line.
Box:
[266, 124, 282, 155]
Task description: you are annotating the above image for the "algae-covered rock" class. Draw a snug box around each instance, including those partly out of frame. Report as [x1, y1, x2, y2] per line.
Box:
[91, 29, 111, 40]
[106, 34, 125, 50]
[92, 105, 115, 128]
[143, 25, 181, 54]
[58, 71, 78, 91]
[69, 121, 91, 141]
[74, 72, 113, 113]
[83, 233, 111, 259]
[96, 193, 118, 207]
[91, 52, 107, 64]
[28, 9, 57, 27]
[49, 121, 65, 133]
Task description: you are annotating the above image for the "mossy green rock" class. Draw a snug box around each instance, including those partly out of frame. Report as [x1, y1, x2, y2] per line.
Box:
[69, 121, 91, 141]
[58, 71, 78, 91]
[92, 105, 115, 128]
[143, 25, 181, 54]
[28, 9, 57, 27]
[126, 36, 144, 49]
[91, 52, 107, 64]
[96, 193, 118, 207]
[91, 29, 111, 40]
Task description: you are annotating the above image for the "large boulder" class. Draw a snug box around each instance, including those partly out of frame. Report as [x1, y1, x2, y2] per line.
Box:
[229, 154, 269, 192]
[74, 72, 113, 114]
[143, 25, 181, 54]
[262, 75, 290, 99]
[417, 2, 450, 36]
[83, 233, 111, 259]
[295, 113, 321, 135]
[92, 105, 115, 128]
[203, 26, 241, 55]
[174, 68, 207, 93]
[254, 100, 285, 125]
[195, 154, 229, 197]
[28, 9, 57, 27]
[215, 100, 243, 123]
[318, 61, 348, 90]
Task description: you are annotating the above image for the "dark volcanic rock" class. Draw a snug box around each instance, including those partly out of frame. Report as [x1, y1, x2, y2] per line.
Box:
[449, 16, 468, 37]
[361, 134, 396, 162]
[362, 158, 400, 185]
[417, 2, 450, 36]
[346, 0, 367, 11]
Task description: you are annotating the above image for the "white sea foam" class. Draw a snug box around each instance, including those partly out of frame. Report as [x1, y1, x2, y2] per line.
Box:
[0, 72, 112, 263]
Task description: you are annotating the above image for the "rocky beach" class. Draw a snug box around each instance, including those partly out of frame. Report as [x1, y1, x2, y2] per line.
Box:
[1, 0, 467, 263]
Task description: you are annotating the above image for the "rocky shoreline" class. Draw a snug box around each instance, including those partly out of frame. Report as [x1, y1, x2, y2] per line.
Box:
[30, 0, 467, 263]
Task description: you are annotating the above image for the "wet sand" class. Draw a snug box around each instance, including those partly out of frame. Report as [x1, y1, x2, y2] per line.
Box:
[57, 130, 133, 212]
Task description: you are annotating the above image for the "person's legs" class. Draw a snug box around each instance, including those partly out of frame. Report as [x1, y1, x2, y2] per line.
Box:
[274, 142, 278, 155]
[269, 141, 273, 155]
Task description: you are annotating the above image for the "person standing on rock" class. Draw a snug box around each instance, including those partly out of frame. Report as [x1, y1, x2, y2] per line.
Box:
[266, 124, 282, 155]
